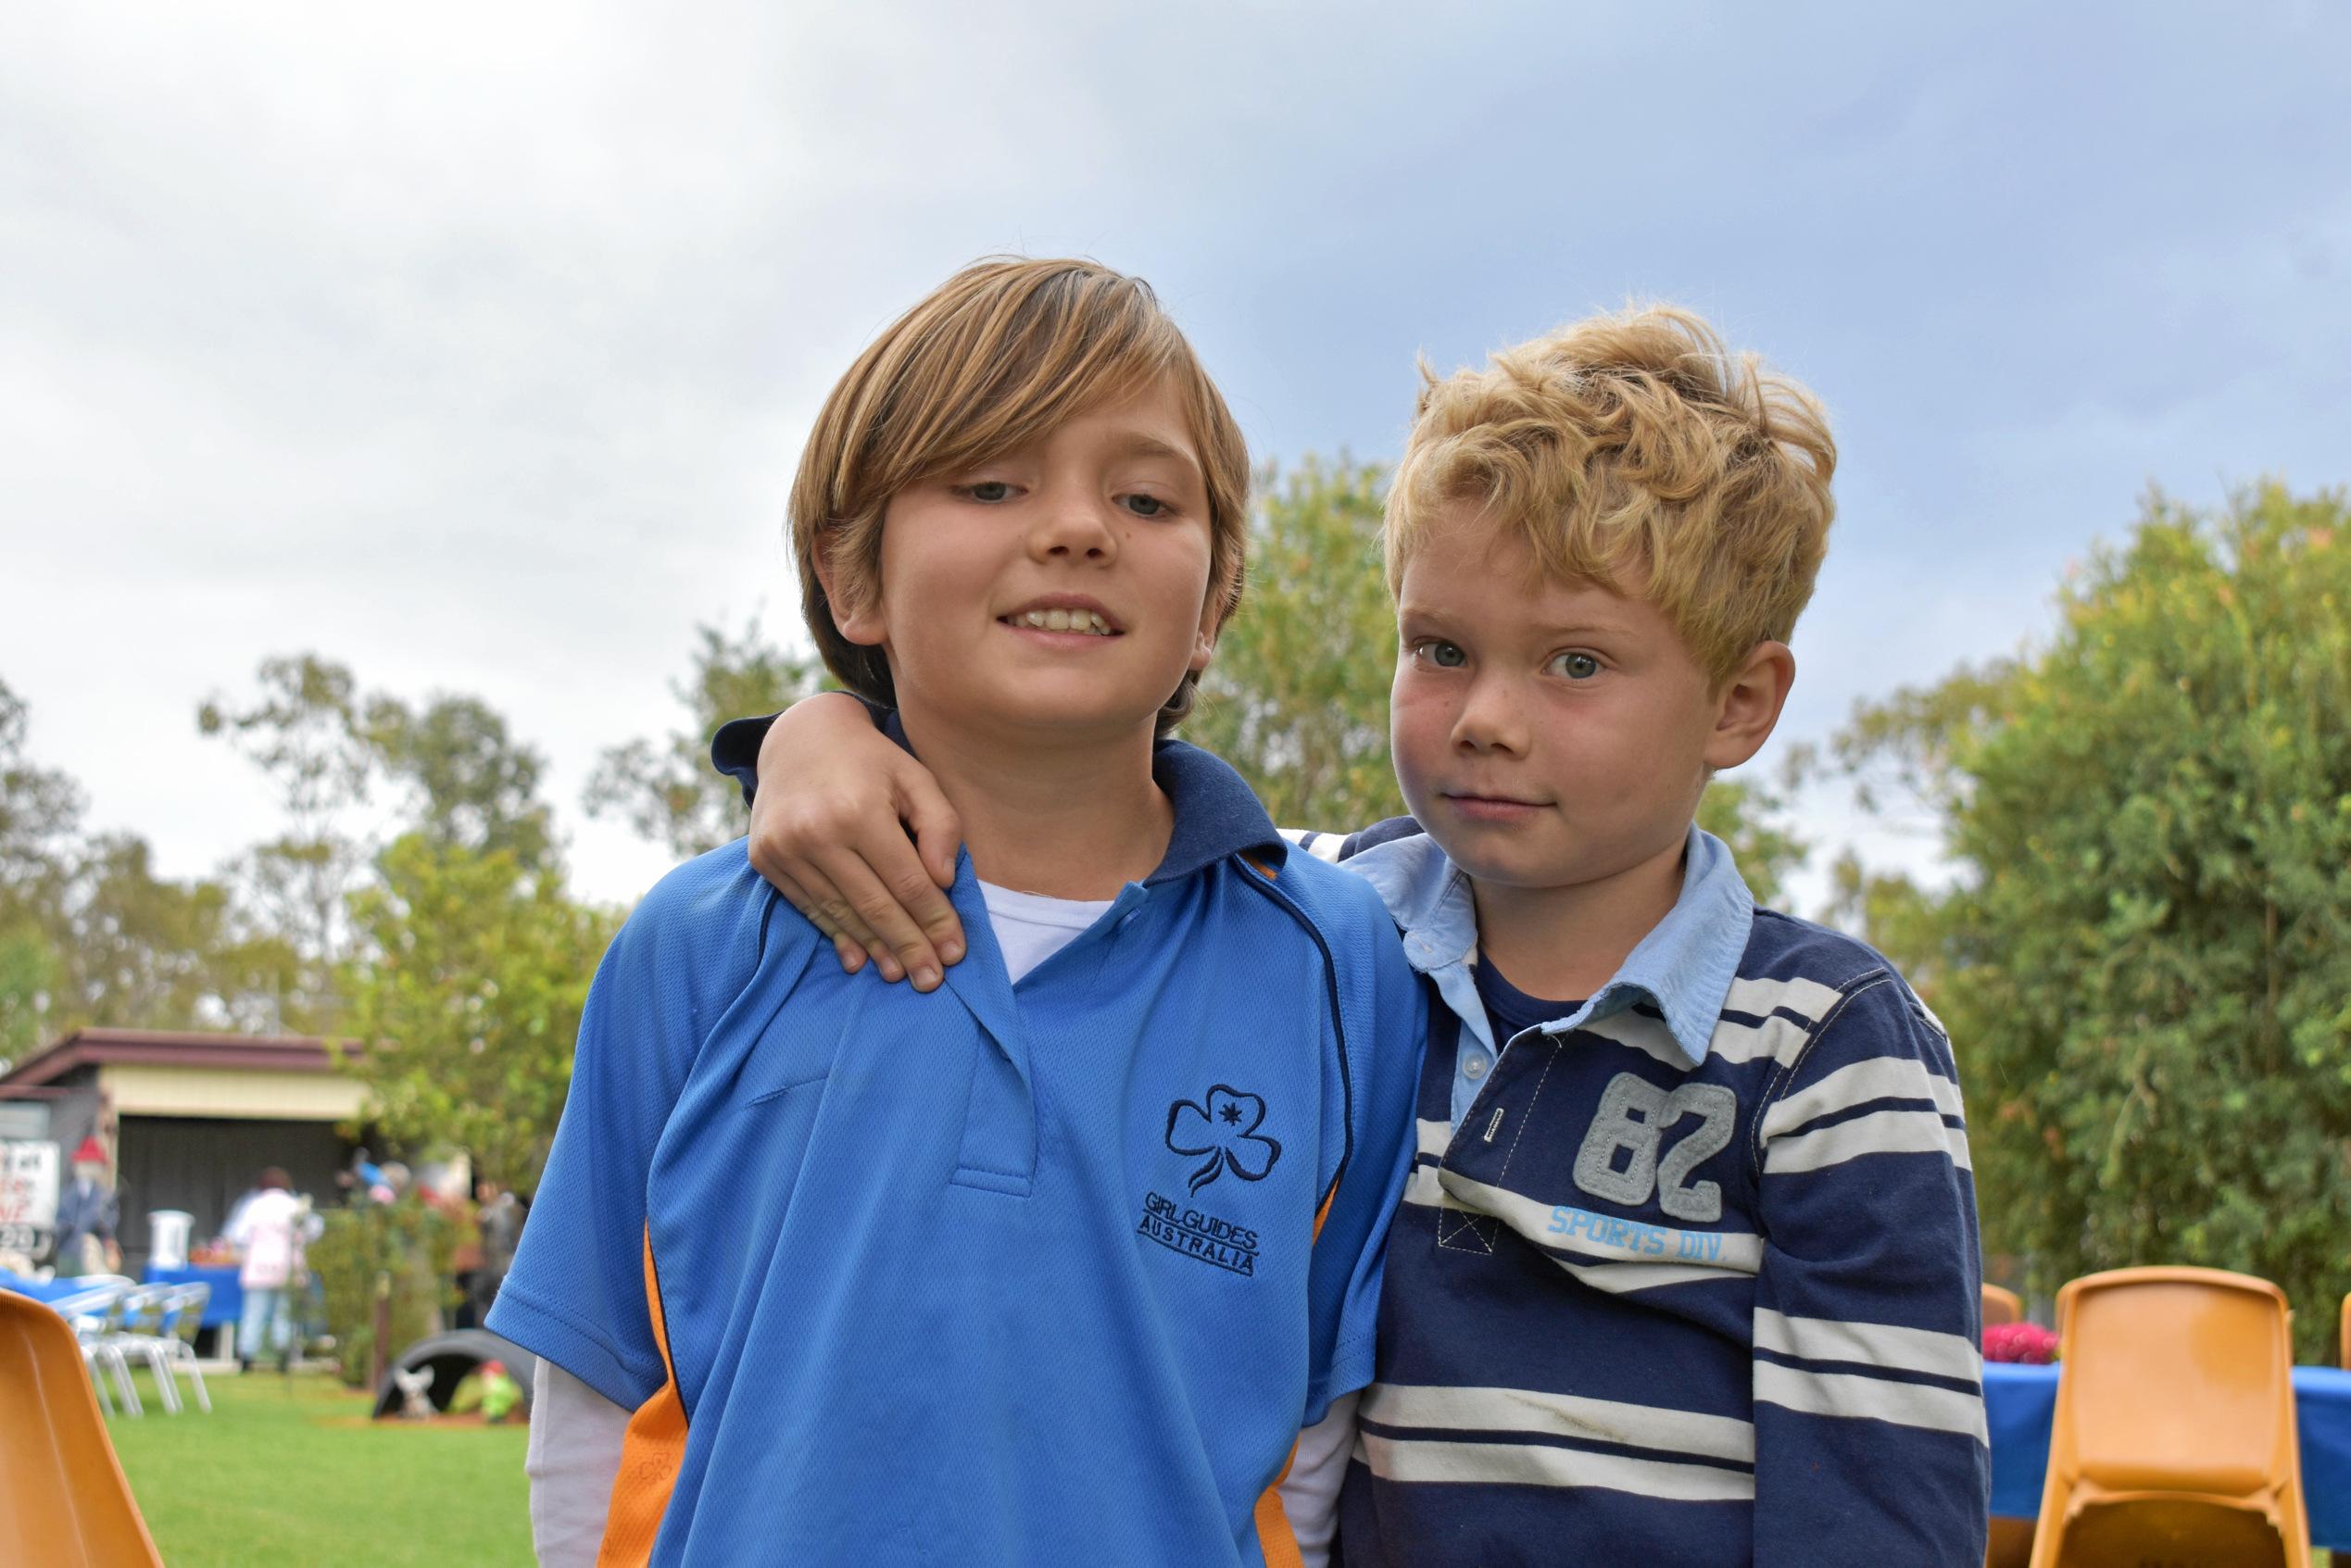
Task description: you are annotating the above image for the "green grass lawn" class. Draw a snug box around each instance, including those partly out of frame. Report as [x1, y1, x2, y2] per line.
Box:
[106, 1369, 531, 1568]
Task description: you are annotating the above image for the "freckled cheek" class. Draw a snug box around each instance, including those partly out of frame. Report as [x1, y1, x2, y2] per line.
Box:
[1387, 689, 1454, 803]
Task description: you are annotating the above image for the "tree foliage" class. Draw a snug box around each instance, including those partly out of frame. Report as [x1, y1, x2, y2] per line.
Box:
[2, 679, 296, 1059]
[363, 693, 555, 871]
[1832, 483, 2351, 1357]
[340, 834, 618, 1190]
[1187, 459, 1409, 831]
[198, 655, 376, 1002]
[585, 621, 820, 859]
[306, 1196, 458, 1388]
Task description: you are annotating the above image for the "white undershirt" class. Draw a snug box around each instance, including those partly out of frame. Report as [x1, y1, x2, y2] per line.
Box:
[524, 886, 1357, 1566]
[975, 879, 1113, 982]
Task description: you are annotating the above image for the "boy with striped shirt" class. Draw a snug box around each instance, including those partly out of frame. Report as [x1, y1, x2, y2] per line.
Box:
[729, 306, 1990, 1564]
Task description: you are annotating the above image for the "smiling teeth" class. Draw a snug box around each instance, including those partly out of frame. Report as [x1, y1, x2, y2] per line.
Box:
[1013, 608, 1113, 634]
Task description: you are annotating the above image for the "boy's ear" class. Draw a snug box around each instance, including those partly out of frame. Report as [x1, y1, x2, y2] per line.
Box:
[1187, 584, 1223, 674]
[1703, 640, 1795, 771]
[814, 537, 886, 648]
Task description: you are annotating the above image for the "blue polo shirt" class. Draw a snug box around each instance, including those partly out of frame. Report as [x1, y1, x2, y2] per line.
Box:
[490, 738, 1424, 1567]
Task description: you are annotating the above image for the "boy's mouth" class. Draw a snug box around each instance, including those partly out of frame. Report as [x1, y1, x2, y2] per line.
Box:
[1440, 791, 1551, 822]
[999, 597, 1122, 637]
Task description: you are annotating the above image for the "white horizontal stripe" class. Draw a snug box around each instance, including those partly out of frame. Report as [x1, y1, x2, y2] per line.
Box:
[1765, 1109, 1972, 1174]
[1397, 1174, 1729, 1290]
[1361, 1432, 1754, 1502]
[1754, 1360, 1988, 1444]
[1416, 1117, 1452, 1158]
[1436, 1172, 1763, 1279]
[1753, 1310, 1981, 1386]
[1565, 1009, 1685, 1067]
[1403, 1161, 1450, 1210]
[1721, 974, 1842, 1025]
[1363, 1383, 1754, 1465]
[1705, 1010, 1814, 1067]
[1279, 827, 1349, 864]
[1760, 1056, 1966, 1140]
[1903, 982, 1951, 1040]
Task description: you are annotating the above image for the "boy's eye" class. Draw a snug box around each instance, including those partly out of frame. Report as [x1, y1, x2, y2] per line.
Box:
[1119, 493, 1169, 518]
[1550, 652, 1602, 680]
[962, 481, 1015, 503]
[1414, 640, 1467, 669]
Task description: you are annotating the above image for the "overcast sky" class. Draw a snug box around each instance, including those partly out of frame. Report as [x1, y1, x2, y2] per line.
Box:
[5, 0, 2346, 910]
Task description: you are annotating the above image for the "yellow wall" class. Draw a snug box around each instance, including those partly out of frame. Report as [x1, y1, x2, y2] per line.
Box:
[99, 1063, 370, 1123]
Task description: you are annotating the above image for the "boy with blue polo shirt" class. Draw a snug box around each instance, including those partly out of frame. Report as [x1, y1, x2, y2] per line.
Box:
[488, 257, 1423, 1567]
[724, 305, 1991, 1564]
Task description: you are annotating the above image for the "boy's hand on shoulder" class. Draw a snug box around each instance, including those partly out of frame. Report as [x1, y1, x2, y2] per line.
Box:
[749, 692, 968, 990]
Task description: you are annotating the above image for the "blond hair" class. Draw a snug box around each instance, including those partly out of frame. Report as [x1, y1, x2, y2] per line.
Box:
[792, 257, 1250, 734]
[1386, 305, 1836, 684]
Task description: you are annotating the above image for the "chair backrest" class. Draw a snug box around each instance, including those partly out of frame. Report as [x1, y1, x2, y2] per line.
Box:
[114, 1286, 168, 1337]
[170, 1283, 209, 1347]
[1982, 1284, 2023, 1327]
[0, 1290, 165, 1565]
[2053, 1266, 2296, 1498]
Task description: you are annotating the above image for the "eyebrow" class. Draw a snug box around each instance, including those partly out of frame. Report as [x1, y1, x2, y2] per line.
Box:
[1111, 433, 1202, 472]
[1398, 602, 1637, 641]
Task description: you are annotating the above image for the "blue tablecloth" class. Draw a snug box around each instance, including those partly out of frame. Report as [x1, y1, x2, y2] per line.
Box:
[0, 1269, 92, 1304]
[1988, 1361, 2351, 1549]
[141, 1263, 243, 1328]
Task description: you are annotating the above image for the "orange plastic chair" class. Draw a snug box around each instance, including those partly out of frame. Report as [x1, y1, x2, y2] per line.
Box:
[1983, 1284, 2024, 1327]
[2026, 1266, 2309, 1568]
[2338, 1292, 2348, 1372]
[0, 1288, 165, 1567]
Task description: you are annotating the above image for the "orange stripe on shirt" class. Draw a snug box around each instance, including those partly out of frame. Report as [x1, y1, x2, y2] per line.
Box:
[597, 1226, 689, 1568]
[1255, 1163, 1344, 1566]
[1254, 1437, 1308, 1568]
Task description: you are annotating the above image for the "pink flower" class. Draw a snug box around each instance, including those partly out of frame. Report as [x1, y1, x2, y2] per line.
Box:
[1984, 1321, 2060, 1364]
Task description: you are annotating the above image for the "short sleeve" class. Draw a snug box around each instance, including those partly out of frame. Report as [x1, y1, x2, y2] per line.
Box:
[487, 847, 771, 1410]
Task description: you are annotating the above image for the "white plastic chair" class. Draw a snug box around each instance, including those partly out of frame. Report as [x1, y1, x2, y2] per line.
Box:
[157, 1284, 212, 1413]
[54, 1282, 140, 1417]
[104, 1287, 189, 1415]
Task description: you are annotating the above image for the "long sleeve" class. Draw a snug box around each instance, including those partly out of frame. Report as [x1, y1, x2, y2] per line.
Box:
[527, 1358, 632, 1568]
[1750, 972, 1989, 1565]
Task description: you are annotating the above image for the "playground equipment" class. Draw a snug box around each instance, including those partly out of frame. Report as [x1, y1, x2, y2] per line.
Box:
[370, 1327, 539, 1420]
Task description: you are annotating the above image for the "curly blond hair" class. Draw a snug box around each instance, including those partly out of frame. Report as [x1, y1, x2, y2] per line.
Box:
[1386, 305, 1836, 684]
[792, 257, 1250, 735]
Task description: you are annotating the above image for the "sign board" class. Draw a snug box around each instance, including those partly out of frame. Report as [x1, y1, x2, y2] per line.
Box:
[0, 1139, 59, 1257]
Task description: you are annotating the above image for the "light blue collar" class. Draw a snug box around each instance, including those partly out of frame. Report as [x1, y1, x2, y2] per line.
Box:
[1346, 823, 1754, 1068]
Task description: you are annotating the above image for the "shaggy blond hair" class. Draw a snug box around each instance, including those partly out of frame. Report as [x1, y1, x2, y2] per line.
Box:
[1386, 305, 1836, 684]
[791, 257, 1250, 734]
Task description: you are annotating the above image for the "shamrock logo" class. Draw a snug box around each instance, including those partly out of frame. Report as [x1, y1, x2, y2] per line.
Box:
[1165, 1085, 1282, 1195]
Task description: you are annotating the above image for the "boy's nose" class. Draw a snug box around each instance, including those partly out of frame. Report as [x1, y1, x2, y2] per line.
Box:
[1029, 493, 1118, 562]
[1451, 674, 1529, 755]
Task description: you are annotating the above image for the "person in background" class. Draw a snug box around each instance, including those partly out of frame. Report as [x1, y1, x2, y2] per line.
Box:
[470, 1179, 522, 1326]
[50, 1135, 119, 1277]
[227, 1167, 308, 1373]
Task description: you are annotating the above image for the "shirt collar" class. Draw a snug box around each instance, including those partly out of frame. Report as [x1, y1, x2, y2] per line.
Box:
[1346, 822, 1754, 1067]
